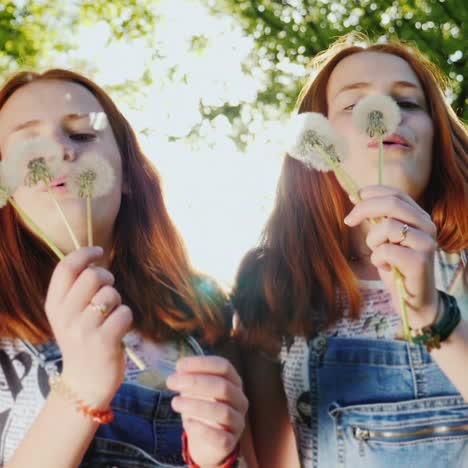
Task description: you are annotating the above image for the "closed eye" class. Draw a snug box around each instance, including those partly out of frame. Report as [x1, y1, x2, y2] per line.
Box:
[69, 133, 96, 142]
[397, 101, 420, 109]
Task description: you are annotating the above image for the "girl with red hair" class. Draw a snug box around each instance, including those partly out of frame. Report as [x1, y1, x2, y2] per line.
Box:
[233, 33, 467, 467]
[0, 69, 247, 467]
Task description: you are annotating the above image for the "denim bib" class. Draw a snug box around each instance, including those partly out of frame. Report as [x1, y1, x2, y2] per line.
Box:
[306, 336, 468, 467]
[26, 335, 206, 467]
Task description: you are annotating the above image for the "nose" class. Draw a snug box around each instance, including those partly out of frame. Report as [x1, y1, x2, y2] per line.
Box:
[63, 147, 76, 162]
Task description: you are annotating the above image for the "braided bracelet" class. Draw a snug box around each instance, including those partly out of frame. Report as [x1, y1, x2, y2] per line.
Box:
[410, 291, 461, 352]
[49, 375, 114, 424]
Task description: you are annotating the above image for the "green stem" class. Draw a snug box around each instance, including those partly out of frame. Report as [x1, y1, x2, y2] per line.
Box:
[86, 195, 93, 247]
[8, 197, 64, 259]
[317, 148, 411, 340]
[316, 147, 361, 201]
[124, 344, 146, 370]
[47, 187, 81, 250]
[378, 134, 384, 185]
[394, 267, 411, 340]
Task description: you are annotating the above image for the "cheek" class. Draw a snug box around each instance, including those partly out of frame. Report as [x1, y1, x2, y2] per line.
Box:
[411, 113, 433, 145]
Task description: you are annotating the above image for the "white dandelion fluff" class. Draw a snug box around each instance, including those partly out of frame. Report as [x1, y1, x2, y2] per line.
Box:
[286, 112, 362, 201]
[352, 95, 401, 138]
[0, 160, 65, 258]
[3, 137, 63, 188]
[68, 152, 116, 199]
[287, 112, 345, 172]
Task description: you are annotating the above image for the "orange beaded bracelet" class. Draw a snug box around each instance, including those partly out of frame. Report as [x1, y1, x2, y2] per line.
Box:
[49, 375, 114, 424]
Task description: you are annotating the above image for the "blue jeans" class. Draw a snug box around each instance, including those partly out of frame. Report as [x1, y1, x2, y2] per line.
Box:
[28, 338, 206, 467]
[81, 384, 185, 467]
[307, 336, 468, 467]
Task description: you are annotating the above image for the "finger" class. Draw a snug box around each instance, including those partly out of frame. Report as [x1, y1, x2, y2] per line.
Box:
[80, 286, 122, 332]
[99, 304, 133, 347]
[45, 246, 104, 309]
[167, 374, 248, 413]
[345, 195, 435, 236]
[172, 397, 245, 434]
[174, 356, 242, 387]
[182, 416, 240, 455]
[359, 185, 428, 213]
[366, 218, 436, 252]
[370, 243, 432, 297]
[62, 267, 115, 321]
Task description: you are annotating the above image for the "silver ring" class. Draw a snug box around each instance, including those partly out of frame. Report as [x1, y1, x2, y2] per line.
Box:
[397, 223, 409, 244]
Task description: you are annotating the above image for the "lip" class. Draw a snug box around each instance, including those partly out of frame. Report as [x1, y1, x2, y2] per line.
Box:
[368, 133, 411, 149]
[38, 175, 70, 193]
[49, 175, 68, 188]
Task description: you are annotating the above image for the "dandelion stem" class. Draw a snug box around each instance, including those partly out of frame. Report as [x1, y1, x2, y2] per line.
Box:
[316, 147, 360, 201]
[316, 146, 411, 340]
[47, 187, 81, 250]
[8, 197, 64, 259]
[394, 269, 411, 339]
[86, 195, 93, 247]
[378, 133, 384, 184]
[123, 344, 146, 370]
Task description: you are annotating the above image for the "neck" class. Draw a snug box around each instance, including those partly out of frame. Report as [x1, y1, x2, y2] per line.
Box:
[348, 219, 372, 260]
[57, 229, 114, 269]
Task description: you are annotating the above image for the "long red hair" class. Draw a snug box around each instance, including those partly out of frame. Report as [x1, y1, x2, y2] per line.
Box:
[0, 69, 231, 345]
[233, 34, 468, 352]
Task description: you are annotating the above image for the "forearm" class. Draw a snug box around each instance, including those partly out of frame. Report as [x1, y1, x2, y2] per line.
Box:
[6, 391, 99, 468]
[431, 319, 468, 401]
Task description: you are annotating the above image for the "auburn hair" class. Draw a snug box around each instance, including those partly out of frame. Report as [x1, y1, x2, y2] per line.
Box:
[0, 69, 231, 345]
[232, 33, 468, 353]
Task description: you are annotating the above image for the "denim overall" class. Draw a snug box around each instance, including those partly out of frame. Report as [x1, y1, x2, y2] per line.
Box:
[307, 336, 468, 468]
[24, 335, 206, 467]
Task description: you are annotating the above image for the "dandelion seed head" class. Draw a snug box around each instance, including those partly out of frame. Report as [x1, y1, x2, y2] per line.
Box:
[287, 112, 345, 172]
[352, 95, 401, 138]
[3, 137, 63, 188]
[68, 152, 116, 198]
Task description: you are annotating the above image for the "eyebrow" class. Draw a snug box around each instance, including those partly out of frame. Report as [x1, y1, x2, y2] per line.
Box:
[333, 80, 421, 99]
[11, 113, 95, 134]
[12, 119, 41, 132]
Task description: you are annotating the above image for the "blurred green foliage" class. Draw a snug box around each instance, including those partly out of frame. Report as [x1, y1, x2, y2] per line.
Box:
[208, 0, 467, 121]
[0, 0, 158, 85]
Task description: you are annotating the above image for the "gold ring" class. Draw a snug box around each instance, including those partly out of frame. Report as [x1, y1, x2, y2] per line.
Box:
[398, 223, 409, 243]
[90, 303, 109, 316]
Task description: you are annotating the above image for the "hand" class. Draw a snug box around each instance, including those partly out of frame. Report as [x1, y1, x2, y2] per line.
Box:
[344, 185, 439, 328]
[167, 356, 248, 467]
[45, 246, 133, 408]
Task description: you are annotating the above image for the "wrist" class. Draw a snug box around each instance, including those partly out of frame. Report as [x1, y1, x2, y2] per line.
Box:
[49, 374, 114, 424]
[181, 430, 240, 468]
[407, 292, 440, 330]
[410, 291, 462, 352]
[60, 369, 116, 410]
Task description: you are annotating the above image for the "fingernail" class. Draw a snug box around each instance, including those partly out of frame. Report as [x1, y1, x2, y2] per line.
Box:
[171, 396, 181, 410]
[92, 246, 103, 255]
[344, 215, 353, 225]
[166, 374, 178, 388]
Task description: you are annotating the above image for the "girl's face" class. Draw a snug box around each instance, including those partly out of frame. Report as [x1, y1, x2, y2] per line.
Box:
[0, 79, 123, 253]
[326, 51, 434, 200]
